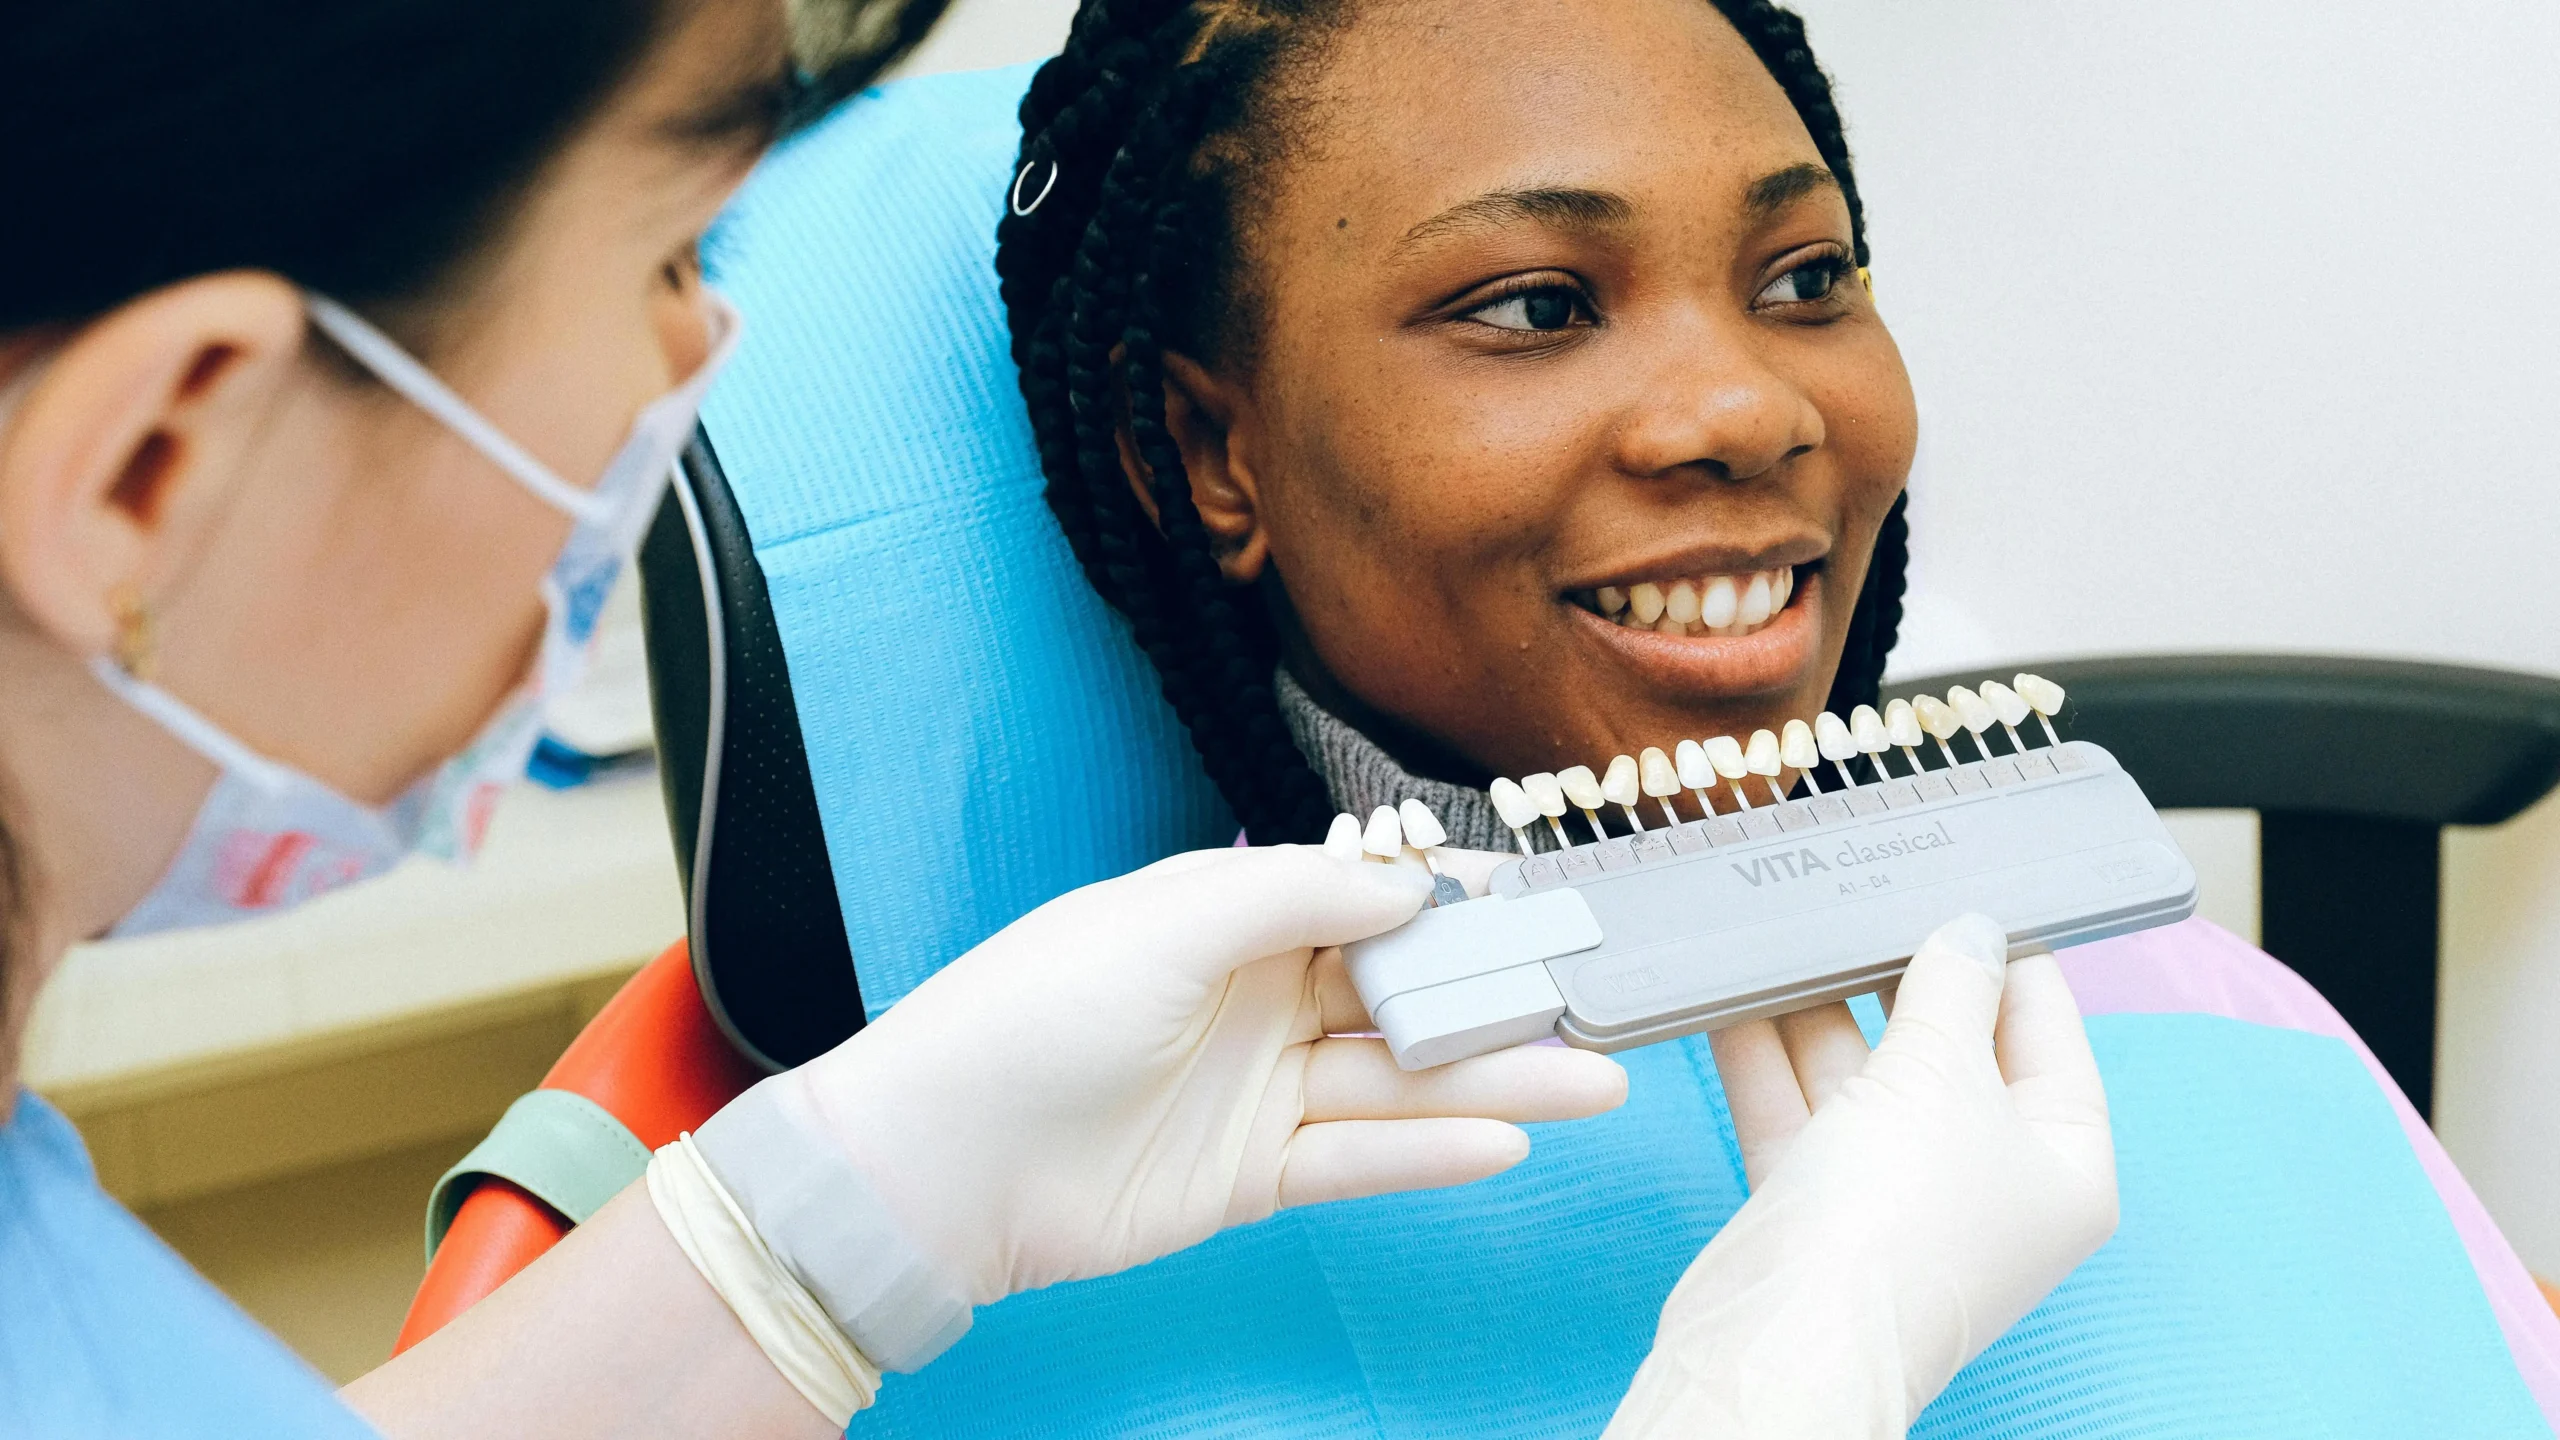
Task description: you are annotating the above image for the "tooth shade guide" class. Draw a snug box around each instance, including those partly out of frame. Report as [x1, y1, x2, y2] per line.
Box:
[1324, 812, 1364, 862]
[1362, 806, 1404, 858]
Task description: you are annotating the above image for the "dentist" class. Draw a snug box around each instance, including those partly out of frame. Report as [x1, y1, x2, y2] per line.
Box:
[0, 0, 2114, 1437]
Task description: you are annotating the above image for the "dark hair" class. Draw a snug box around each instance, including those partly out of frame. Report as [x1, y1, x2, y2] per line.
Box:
[1, 0, 948, 331]
[997, 0, 1910, 843]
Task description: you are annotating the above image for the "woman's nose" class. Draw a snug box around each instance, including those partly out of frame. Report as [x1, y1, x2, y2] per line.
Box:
[1611, 324, 1826, 486]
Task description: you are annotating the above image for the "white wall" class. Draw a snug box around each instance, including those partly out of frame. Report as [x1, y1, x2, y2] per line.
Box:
[1789, 0, 2560, 1275]
[898, 0, 2560, 1272]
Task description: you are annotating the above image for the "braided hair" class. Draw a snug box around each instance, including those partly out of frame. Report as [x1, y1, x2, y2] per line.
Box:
[997, 0, 1910, 842]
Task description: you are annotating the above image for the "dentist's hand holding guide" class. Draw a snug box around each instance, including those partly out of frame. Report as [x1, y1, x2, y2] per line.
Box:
[0, 0, 2111, 1435]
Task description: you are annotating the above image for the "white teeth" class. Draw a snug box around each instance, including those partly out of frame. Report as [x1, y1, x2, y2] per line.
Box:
[1982, 680, 2031, 727]
[1596, 585, 1628, 616]
[1948, 685, 1993, 734]
[1558, 763, 1605, 809]
[1665, 581, 1701, 624]
[1700, 575, 1739, 627]
[1744, 728, 1781, 776]
[2015, 673, 2066, 715]
[1675, 738, 1714, 788]
[1488, 776, 1538, 829]
[1324, 812, 1364, 862]
[1814, 710, 1857, 761]
[1704, 735, 1748, 780]
[1602, 754, 1642, 806]
[1774, 567, 1794, 608]
[1629, 582, 1666, 624]
[1780, 718, 1820, 770]
[1639, 746, 1681, 797]
[1522, 771, 1567, 816]
[2015, 672, 2066, 745]
[1882, 698, 1922, 748]
[1398, 797, 1450, 850]
[1913, 693, 1960, 740]
[1362, 805, 1404, 857]
[1738, 572, 1773, 626]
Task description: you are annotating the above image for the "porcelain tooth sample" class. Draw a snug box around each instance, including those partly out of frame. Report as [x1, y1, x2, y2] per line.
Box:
[1700, 575, 1739, 629]
[1704, 734, 1753, 809]
[1813, 710, 1860, 789]
[2015, 672, 2067, 746]
[1882, 697, 1925, 775]
[1324, 811, 1365, 862]
[1398, 797, 1467, 905]
[1744, 727, 1787, 805]
[1863, 702, 1904, 778]
[1521, 771, 1573, 849]
[1362, 805, 1404, 859]
[1558, 763, 1608, 839]
[1639, 746, 1685, 827]
[1628, 582, 1667, 626]
[1912, 693, 1963, 768]
[1674, 738, 1718, 816]
[1947, 684, 1997, 760]
[1488, 776, 1539, 857]
[1601, 753, 1648, 832]
[1780, 719, 1821, 797]
[1980, 679, 2033, 752]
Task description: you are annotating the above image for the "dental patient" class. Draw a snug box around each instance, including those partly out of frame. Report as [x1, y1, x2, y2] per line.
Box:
[988, 0, 2560, 1429]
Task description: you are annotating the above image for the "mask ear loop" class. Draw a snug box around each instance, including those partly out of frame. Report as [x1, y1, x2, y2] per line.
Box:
[302, 295, 613, 526]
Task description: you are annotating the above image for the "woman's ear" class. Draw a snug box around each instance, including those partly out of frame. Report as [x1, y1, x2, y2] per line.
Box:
[0, 272, 304, 655]
[1117, 350, 1271, 583]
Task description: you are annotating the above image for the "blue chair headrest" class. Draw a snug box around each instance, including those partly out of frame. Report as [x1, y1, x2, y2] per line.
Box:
[696, 63, 1235, 1020]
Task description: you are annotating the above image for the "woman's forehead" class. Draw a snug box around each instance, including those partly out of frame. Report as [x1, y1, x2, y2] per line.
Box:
[1277, 0, 1819, 235]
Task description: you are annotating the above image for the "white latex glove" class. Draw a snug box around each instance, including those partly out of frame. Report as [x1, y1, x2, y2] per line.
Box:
[1605, 914, 2118, 1439]
[783, 844, 1629, 1307]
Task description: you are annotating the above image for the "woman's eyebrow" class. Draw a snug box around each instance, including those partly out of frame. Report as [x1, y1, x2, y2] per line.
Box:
[1395, 186, 1637, 253]
[1743, 162, 1840, 218]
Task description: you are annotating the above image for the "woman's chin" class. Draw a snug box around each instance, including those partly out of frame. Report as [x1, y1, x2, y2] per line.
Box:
[1565, 572, 1827, 706]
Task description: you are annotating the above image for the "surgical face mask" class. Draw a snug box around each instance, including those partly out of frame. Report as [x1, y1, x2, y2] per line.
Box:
[92, 289, 740, 937]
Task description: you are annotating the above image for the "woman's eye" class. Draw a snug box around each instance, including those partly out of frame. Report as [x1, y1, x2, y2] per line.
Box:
[1466, 286, 1593, 333]
[1756, 258, 1844, 306]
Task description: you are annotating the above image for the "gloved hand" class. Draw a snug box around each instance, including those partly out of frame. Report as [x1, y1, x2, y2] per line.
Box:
[779, 844, 1629, 1307]
[1604, 914, 2118, 1439]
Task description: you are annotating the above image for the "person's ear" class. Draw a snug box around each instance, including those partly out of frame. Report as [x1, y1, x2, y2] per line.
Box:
[0, 271, 305, 656]
[1116, 350, 1270, 584]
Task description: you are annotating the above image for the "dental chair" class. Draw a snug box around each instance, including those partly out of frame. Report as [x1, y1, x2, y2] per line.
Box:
[1890, 659, 2560, 1119]
[400, 63, 2558, 1437]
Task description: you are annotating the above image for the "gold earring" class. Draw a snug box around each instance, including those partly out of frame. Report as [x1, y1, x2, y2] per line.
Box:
[108, 584, 156, 679]
[1858, 267, 1875, 296]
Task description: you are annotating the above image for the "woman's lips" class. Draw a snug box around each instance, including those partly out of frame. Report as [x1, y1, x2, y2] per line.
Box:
[1567, 569, 1825, 697]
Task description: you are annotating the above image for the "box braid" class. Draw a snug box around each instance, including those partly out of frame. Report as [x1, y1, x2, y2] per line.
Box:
[998, 0, 1910, 842]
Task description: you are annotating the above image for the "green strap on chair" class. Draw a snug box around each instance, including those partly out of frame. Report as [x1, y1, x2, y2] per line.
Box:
[425, 1089, 654, 1261]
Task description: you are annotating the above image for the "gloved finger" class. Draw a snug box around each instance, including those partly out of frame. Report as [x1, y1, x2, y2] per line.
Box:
[1086, 846, 1431, 985]
[1301, 1036, 1627, 1123]
[1773, 1002, 1870, 1112]
[1994, 953, 2115, 1181]
[1875, 912, 2009, 1060]
[1707, 1019, 1812, 1189]
[1276, 1118, 1532, 1209]
[1311, 946, 1374, 1034]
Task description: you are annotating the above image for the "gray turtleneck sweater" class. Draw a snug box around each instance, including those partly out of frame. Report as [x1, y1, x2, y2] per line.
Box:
[1273, 667, 1528, 854]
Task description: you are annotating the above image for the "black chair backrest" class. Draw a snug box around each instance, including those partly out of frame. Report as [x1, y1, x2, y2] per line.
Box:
[634, 430, 866, 1072]
[1890, 654, 2560, 1116]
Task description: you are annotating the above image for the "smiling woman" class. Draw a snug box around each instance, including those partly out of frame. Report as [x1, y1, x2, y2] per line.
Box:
[999, 0, 1911, 847]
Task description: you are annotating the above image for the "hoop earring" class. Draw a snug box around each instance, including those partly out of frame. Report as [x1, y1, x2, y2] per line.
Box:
[1011, 159, 1060, 217]
[109, 584, 156, 679]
